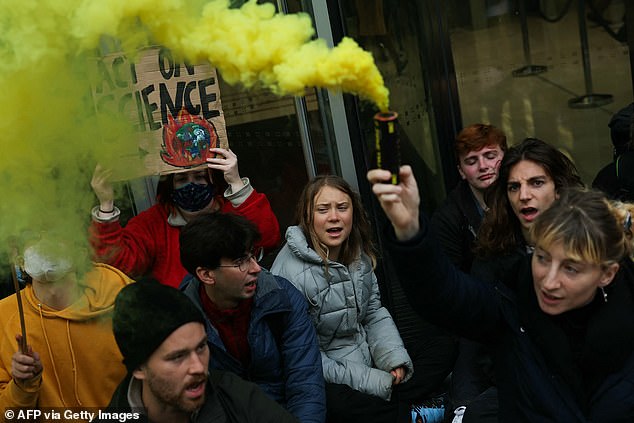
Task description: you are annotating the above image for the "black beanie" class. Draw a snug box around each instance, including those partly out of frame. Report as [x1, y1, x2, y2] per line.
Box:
[113, 279, 205, 373]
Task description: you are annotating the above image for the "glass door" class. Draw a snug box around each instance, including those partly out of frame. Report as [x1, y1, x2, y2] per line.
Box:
[306, 0, 457, 343]
[446, 0, 632, 183]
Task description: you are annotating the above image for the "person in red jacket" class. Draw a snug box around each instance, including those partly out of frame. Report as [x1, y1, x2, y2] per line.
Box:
[89, 145, 280, 288]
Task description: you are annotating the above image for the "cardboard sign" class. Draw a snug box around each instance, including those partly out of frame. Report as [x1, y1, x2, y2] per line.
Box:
[92, 46, 228, 176]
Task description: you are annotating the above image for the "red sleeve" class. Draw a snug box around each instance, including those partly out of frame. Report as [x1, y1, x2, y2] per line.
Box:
[89, 205, 166, 279]
[221, 190, 281, 252]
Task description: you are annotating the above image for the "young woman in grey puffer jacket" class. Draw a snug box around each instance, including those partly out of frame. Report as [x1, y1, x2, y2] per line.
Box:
[272, 175, 452, 423]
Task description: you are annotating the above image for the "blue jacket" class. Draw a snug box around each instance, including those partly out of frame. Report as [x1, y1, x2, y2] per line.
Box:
[181, 270, 326, 423]
[386, 221, 634, 422]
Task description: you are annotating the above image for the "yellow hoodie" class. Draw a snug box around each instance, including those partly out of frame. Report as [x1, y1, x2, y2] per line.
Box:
[0, 263, 132, 410]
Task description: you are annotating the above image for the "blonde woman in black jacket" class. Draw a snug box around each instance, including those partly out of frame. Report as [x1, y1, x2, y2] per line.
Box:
[369, 166, 634, 422]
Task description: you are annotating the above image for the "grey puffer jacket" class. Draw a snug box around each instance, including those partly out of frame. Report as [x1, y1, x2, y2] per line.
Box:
[271, 226, 413, 400]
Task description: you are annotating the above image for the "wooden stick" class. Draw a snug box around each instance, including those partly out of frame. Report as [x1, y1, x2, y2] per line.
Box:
[9, 249, 27, 353]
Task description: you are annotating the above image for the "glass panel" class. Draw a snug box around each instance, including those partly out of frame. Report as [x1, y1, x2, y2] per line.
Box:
[218, 0, 337, 234]
[219, 80, 316, 231]
[339, 0, 449, 343]
[340, 0, 448, 211]
[447, 0, 632, 184]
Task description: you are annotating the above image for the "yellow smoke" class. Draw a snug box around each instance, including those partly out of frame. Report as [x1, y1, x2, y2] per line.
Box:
[72, 0, 389, 108]
[0, 0, 388, 270]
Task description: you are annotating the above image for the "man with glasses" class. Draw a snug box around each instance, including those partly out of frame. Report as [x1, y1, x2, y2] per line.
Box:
[179, 213, 326, 423]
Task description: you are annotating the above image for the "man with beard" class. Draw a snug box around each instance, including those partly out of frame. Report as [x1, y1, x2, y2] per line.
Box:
[98, 279, 298, 423]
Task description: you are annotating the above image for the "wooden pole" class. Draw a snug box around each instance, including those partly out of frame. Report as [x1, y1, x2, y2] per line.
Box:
[9, 246, 27, 353]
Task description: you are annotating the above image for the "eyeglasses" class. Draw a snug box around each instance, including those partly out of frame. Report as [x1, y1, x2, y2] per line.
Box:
[217, 247, 264, 272]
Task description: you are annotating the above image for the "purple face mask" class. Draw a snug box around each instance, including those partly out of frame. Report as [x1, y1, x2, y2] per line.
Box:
[172, 183, 215, 212]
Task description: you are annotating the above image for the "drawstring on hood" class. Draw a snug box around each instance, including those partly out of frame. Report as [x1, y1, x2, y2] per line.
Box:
[23, 263, 130, 407]
[38, 306, 81, 407]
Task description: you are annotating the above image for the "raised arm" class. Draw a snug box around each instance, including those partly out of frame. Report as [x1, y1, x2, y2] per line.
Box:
[210, 148, 281, 251]
[89, 164, 161, 280]
[206, 147, 245, 195]
[367, 166, 505, 342]
[91, 164, 115, 215]
[366, 166, 421, 241]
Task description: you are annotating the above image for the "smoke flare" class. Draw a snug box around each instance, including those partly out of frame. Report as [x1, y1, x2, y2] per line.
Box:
[0, 0, 388, 265]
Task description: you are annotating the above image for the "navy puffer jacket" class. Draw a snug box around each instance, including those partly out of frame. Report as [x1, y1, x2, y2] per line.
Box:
[181, 270, 325, 423]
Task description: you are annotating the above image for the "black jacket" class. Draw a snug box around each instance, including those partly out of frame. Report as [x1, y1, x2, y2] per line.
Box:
[97, 371, 299, 423]
[592, 150, 634, 201]
[471, 245, 529, 291]
[431, 180, 490, 405]
[430, 180, 483, 272]
[387, 219, 634, 422]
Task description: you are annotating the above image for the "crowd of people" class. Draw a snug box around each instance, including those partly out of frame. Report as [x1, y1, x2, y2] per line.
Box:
[1, 103, 633, 423]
